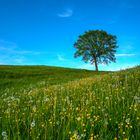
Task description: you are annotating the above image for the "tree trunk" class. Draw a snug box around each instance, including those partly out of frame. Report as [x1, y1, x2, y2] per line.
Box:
[94, 60, 98, 72]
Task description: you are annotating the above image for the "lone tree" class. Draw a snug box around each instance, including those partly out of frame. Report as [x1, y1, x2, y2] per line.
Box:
[74, 30, 118, 71]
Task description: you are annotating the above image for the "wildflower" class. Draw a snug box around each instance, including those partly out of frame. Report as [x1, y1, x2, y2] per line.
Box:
[76, 117, 81, 121]
[2, 131, 8, 140]
[31, 119, 35, 128]
[69, 131, 72, 135]
[32, 106, 36, 112]
[125, 125, 128, 128]
[76, 107, 78, 111]
[41, 124, 45, 127]
[120, 122, 123, 126]
[89, 136, 93, 140]
[2, 131, 7, 137]
[44, 97, 49, 102]
[125, 118, 130, 124]
[81, 133, 86, 138]
[105, 96, 109, 100]
[84, 129, 86, 132]
[94, 135, 97, 139]
[134, 96, 140, 104]
[82, 123, 85, 127]
[71, 131, 77, 140]
[122, 132, 125, 135]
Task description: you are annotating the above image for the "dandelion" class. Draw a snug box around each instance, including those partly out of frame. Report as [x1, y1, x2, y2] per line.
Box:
[31, 119, 35, 128]
[44, 97, 49, 102]
[2, 131, 8, 140]
[81, 133, 86, 138]
[134, 96, 140, 104]
[125, 118, 130, 124]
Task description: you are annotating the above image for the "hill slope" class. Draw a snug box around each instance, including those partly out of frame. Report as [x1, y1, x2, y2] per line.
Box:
[0, 65, 107, 92]
[0, 65, 140, 140]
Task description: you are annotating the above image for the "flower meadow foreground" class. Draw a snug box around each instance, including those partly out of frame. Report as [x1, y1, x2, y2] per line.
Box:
[0, 67, 140, 140]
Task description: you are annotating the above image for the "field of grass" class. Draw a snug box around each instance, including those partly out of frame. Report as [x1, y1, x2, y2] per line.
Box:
[0, 65, 140, 140]
[0, 65, 106, 92]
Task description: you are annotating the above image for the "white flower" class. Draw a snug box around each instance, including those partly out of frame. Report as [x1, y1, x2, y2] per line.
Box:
[44, 97, 49, 102]
[134, 96, 140, 104]
[81, 133, 86, 138]
[125, 118, 130, 123]
[31, 119, 35, 128]
[2, 131, 7, 137]
[2, 131, 8, 140]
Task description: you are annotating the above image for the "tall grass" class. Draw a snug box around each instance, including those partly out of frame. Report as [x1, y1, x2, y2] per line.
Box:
[0, 66, 140, 140]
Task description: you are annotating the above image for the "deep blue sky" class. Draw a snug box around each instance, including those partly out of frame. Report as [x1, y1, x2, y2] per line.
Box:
[0, 0, 140, 70]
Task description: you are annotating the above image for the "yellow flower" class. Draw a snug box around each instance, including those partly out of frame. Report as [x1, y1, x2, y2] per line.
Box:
[76, 107, 79, 111]
[84, 129, 86, 132]
[89, 136, 93, 140]
[125, 125, 128, 128]
[82, 123, 85, 127]
[72, 133, 76, 139]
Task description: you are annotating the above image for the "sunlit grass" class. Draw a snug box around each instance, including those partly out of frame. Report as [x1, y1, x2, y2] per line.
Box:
[0, 66, 140, 140]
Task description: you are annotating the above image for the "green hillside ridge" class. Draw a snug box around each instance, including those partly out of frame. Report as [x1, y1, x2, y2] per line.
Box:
[0, 65, 108, 93]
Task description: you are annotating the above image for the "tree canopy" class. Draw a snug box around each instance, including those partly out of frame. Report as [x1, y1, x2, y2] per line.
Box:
[74, 30, 118, 71]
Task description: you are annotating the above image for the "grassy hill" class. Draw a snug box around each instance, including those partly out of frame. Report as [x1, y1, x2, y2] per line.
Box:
[0, 65, 140, 140]
[0, 65, 107, 93]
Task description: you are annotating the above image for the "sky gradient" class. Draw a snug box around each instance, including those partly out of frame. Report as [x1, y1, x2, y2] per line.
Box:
[0, 0, 140, 71]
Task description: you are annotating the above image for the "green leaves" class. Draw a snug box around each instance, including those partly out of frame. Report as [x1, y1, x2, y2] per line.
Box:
[74, 30, 118, 71]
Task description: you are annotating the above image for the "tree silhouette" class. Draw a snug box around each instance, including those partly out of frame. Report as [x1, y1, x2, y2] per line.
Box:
[74, 30, 118, 71]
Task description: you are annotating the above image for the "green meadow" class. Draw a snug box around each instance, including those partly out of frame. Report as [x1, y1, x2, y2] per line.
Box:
[0, 65, 140, 140]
